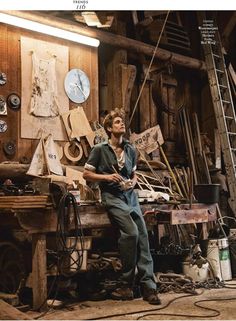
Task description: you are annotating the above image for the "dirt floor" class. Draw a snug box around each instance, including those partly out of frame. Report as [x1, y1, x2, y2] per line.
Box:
[27, 281, 236, 320]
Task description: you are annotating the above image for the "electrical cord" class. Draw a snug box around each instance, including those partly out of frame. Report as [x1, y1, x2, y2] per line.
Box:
[33, 192, 84, 319]
[83, 289, 236, 321]
[84, 292, 201, 320]
[138, 296, 236, 320]
[56, 192, 85, 277]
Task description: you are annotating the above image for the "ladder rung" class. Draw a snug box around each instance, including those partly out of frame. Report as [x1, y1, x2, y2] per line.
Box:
[219, 84, 228, 89]
[216, 69, 224, 74]
[213, 53, 221, 59]
[228, 132, 236, 136]
[231, 148, 236, 151]
[222, 100, 231, 104]
[225, 116, 234, 120]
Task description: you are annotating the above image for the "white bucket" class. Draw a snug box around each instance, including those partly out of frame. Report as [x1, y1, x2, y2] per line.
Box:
[182, 261, 209, 281]
[207, 238, 232, 281]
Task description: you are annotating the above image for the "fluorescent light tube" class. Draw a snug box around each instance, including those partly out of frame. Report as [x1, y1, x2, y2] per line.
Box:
[0, 12, 100, 47]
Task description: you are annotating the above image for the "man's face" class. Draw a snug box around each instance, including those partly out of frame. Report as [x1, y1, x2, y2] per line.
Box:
[109, 116, 126, 136]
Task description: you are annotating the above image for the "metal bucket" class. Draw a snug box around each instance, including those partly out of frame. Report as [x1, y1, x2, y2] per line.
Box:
[194, 184, 220, 203]
[207, 238, 232, 281]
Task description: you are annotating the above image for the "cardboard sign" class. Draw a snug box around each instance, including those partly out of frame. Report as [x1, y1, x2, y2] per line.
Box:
[130, 125, 164, 154]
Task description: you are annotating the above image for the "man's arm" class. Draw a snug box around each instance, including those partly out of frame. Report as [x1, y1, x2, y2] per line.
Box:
[83, 169, 123, 184]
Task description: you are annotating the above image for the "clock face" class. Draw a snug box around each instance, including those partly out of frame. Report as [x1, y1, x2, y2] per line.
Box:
[64, 69, 90, 103]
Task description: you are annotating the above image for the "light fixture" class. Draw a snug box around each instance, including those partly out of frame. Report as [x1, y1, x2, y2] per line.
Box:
[0, 12, 100, 47]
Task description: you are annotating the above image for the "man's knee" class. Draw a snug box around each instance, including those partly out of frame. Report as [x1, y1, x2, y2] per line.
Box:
[122, 229, 139, 241]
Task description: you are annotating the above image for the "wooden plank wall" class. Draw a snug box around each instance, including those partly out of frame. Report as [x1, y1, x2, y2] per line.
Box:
[0, 24, 98, 164]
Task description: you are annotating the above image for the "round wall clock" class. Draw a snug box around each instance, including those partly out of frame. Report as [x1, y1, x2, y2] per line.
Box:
[64, 69, 90, 103]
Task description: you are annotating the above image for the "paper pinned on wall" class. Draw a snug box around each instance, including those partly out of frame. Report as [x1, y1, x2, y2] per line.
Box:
[21, 36, 69, 141]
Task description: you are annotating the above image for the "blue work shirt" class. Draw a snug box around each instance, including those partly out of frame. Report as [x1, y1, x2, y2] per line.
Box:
[84, 140, 142, 215]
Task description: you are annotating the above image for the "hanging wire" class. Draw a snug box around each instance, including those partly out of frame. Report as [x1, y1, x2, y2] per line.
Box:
[128, 11, 170, 127]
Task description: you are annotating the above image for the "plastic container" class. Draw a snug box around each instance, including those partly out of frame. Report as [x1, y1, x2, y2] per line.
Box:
[218, 238, 232, 280]
[207, 238, 232, 280]
[194, 184, 220, 203]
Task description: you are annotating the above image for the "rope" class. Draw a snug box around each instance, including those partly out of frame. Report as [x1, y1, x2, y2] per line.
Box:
[129, 11, 170, 127]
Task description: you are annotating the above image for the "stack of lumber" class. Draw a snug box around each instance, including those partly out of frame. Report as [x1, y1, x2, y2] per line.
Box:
[0, 195, 52, 210]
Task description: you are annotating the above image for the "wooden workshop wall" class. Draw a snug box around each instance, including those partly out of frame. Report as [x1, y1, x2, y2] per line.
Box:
[0, 24, 98, 164]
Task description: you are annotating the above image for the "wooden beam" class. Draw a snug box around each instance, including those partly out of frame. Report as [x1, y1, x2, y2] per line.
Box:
[32, 234, 47, 311]
[2, 10, 206, 71]
[0, 299, 31, 320]
[222, 12, 236, 39]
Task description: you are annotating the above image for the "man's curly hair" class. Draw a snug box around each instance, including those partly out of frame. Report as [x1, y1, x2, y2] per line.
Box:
[103, 108, 125, 138]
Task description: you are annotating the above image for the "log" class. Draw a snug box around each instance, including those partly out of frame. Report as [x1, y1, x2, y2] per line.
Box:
[2, 11, 206, 71]
[0, 163, 29, 179]
[0, 299, 31, 320]
[0, 163, 85, 180]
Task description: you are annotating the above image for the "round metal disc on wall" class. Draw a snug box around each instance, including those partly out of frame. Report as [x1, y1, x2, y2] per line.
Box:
[3, 141, 16, 156]
[7, 94, 21, 110]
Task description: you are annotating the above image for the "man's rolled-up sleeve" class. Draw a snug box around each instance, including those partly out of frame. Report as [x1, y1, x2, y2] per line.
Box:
[84, 145, 100, 172]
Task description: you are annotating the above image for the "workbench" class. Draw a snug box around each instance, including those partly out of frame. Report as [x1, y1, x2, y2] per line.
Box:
[0, 199, 217, 310]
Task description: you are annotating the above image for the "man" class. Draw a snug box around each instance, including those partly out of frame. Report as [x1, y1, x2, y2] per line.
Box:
[83, 108, 161, 305]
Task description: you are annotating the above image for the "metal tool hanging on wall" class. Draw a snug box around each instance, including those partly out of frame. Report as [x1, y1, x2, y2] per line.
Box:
[0, 95, 7, 115]
[0, 120, 7, 132]
[0, 72, 7, 85]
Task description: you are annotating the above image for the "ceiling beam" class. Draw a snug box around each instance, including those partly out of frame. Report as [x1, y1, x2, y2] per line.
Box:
[1, 10, 206, 71]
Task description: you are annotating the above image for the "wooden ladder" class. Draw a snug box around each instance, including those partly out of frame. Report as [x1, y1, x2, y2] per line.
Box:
[198, 12, 236, 215]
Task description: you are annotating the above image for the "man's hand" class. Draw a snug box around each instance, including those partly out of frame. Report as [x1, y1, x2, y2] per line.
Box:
[105, 173, 123, 183]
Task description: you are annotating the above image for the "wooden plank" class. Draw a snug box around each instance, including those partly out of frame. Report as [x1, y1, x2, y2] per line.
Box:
[171, 208, 208, 225]
[149, 83, 158, 128]
[167, 86, 176, 140]
[139, 83, 150, 132]
[222, 12, 236, 38]
[0, 299, 31, 320]
[32, 234, 47, 311]
[107, 49, 127, 112]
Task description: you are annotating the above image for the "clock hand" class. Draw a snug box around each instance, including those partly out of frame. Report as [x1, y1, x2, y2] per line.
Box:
[75, 83, 86, 99]
[69, 82, 86, 99]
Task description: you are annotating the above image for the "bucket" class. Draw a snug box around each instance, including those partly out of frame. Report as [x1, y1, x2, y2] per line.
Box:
[207, 238, 232, 280]
[65, 236, 92, 271]
[218, 238, 232, 280]
[182, 261, 209, 281]
[194, 184, 220, 203]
